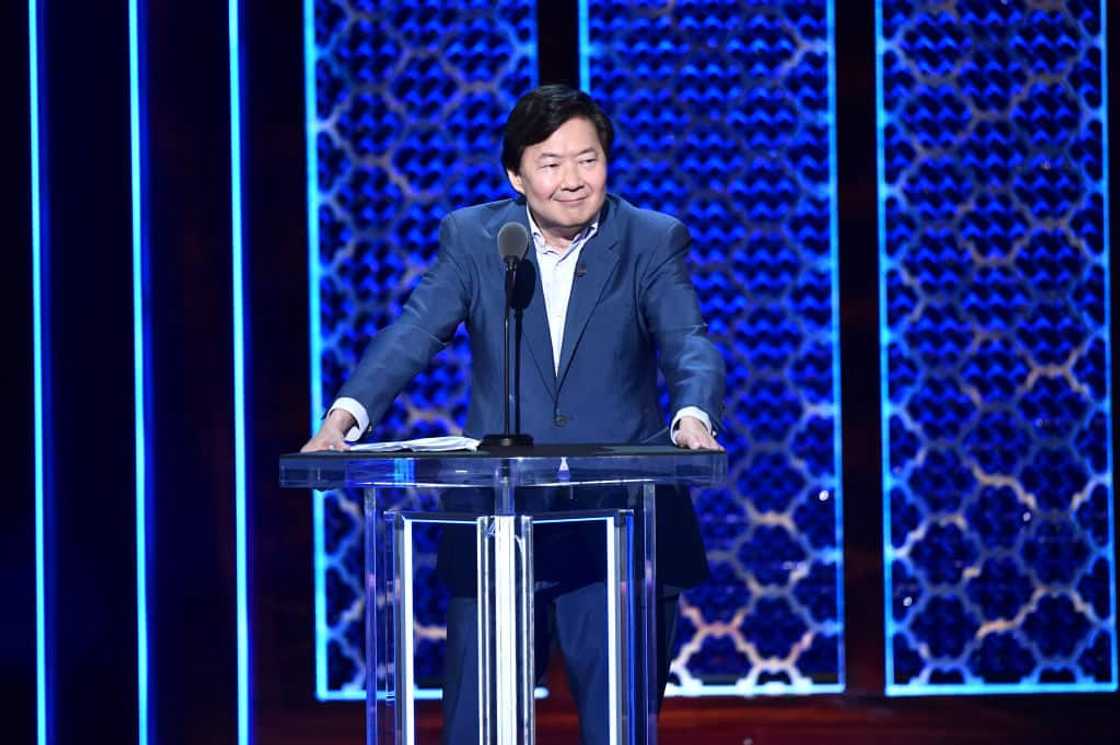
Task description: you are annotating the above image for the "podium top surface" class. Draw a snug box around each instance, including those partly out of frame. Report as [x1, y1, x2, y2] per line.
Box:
[279, 444, 726, 489]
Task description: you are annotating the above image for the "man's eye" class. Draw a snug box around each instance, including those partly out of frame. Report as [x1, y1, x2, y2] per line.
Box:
[580, 158, 598, 165]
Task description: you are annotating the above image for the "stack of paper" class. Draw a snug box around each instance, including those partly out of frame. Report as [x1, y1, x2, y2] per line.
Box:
[349, 436, 480, 453]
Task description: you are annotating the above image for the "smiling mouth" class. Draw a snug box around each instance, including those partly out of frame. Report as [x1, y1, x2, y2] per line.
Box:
[556, 197, 587, 204]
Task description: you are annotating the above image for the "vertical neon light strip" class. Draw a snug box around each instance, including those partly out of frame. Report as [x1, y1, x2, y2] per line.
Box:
[301, 0, 330, 700]
[29, 0, 48, 741]
[229, 0, 251, 740]
[577, 0, 589, 90]
[824, 0, 846, 690]
[127, 0, 151, 742]
[872, 0, 898, 693]
[302, 2, 322, 436]
[1099, 0, 1119, 686]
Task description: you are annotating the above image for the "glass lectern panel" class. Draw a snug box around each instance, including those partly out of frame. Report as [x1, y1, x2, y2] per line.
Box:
[280, 447, 726, 745]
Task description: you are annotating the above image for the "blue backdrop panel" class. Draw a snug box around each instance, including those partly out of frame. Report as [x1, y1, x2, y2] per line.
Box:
[306, 0, 537, 698]
[583, 0, 844, 694]
[876, 0, 1117, 694]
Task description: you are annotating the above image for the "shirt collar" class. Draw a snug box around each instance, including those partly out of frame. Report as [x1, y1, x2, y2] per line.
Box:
[526, 205, 600, 256]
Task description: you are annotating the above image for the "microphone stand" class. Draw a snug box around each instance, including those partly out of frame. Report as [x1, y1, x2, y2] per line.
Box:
[480, 257, 534, 449]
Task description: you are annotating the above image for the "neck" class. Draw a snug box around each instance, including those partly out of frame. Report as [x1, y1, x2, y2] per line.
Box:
[529, 211, 588, 252]
[542, 227, 581, 251]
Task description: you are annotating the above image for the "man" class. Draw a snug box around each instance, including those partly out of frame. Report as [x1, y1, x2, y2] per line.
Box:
[303, 85, 724, 744]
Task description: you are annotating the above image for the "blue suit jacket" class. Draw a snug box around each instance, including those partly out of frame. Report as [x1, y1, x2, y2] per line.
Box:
[339, 194, 725, 588]
[340, 194, 724, 442]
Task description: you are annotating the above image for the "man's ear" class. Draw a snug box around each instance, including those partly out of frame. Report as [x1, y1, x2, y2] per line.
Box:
[506, 169, 525, 195]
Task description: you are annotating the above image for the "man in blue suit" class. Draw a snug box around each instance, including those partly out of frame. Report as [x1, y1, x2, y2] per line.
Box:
[303, 85, 724, 744]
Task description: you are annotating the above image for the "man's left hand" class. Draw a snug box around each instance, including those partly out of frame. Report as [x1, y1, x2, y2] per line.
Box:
[674, 415, 723, 451]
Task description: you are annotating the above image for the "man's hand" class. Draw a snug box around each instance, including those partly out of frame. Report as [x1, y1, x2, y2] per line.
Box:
[674, 415, 723, 451]
[300, 409, 358, 452]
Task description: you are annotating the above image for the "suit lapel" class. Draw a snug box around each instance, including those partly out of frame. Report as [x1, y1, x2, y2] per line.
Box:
[517, 248, 559, 398]
[556, 202, 621, 389]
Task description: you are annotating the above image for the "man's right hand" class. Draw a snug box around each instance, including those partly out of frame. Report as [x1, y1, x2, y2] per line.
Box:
[300, 409, 358, 452]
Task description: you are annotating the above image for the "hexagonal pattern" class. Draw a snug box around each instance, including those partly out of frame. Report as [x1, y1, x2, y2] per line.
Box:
[587, 0, 844, 693]
[309, 0, 537, 697]
[878, 0, 1116, 693]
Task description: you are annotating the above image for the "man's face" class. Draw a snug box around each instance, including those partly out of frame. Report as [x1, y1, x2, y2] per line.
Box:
[507, 116, 607, 243]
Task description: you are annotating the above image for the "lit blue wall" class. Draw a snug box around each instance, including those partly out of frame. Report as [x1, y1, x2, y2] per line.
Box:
[305, 0, 538, 698]
[876, 0, 1117, 694]
[308, 0, 845, 699]
[583, 0, 844, 694]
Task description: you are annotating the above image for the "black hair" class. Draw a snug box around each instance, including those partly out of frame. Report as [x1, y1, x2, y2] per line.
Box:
[500, 84, 615, 174]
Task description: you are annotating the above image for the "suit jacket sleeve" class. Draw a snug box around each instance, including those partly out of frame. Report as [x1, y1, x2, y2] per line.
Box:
[639, 220, 725, 427]
[335, 212, 473, 432]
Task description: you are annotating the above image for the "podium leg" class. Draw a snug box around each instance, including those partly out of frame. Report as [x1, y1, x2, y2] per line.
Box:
[392, 512, 415, 743]
[365, 487, 397, 745]
[609, 511, 633, 744]
[640, 483, 658, 745]
[477, 514, 535, 745]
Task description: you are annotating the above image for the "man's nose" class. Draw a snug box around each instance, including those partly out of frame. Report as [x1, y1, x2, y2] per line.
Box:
[560, 162, 582, 189]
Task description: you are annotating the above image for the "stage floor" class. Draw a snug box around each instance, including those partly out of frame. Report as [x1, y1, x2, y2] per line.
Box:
[258, 689, 1119, 745]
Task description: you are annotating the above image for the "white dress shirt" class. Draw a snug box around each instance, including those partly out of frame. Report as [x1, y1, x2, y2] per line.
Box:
[330, 207, 712, 442]
[532, 208, 596, 374]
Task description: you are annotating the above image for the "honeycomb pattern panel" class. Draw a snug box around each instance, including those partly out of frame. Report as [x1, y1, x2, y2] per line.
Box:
[585, 0, 845, 694]
[877, 0, 1117, 694]
[309, 0, 537, 698]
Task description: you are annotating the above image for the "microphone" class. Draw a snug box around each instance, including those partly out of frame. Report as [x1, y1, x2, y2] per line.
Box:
[481, 222, 534, 449]
[498, 222, 529, 269]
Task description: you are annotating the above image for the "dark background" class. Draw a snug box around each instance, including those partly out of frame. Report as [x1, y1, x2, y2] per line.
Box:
[3, 1, 1117, 743]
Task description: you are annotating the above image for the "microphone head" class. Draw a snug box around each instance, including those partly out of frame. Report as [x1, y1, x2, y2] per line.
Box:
[497, 222, 530, 264]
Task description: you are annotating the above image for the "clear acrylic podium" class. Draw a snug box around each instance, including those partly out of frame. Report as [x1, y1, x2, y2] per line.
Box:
[280, 445, 726, 745]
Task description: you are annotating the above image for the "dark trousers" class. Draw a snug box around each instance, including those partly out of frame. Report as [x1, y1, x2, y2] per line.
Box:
[441, 583, 679, 745]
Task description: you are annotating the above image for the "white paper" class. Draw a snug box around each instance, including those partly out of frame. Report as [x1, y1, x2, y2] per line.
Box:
[349, 435, 480, 453]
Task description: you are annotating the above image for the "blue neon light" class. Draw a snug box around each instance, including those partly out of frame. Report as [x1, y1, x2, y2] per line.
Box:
[1099, 0, 1119, 686]
[577, 0, 589, 91]
[872, 0, 896, 696]
[30, 0, 48, 741]
[667, 683, 844, 697]
[886, 681, 1118, 697]
[825, 0, 846, 690]
[228, 0, 252, 740]
[302, 0, 323, 445]
[300, 0, 331, 701]
[127, 0, 151, 742]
